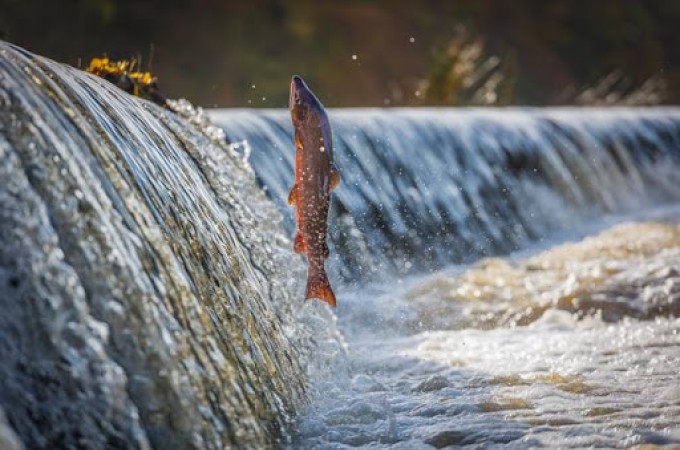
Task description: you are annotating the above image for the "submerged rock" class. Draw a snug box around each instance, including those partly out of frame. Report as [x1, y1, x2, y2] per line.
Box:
[424, 429, 465, 448]
[412, 375, 450, 393]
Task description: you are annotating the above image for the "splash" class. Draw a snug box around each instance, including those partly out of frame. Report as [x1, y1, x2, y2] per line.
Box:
[290, 220, 680, 448]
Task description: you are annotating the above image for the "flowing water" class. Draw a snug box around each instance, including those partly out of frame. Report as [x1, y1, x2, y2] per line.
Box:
[1, 38, 679, 449]
[281, 218, 680, 449]
[211, 108, 680, 281]
[0, 42, 332, 449]
[211, 108, 680, 448]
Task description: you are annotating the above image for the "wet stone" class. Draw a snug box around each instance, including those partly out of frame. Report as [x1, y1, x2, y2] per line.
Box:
[412, 375, 450, 393]
[584, 407, 621, 417]
[424, 429, 466, 448]
[411, 403, 448, 417]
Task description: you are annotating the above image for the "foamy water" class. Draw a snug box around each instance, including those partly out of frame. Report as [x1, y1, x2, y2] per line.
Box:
[208, 107, 680, 449]
[293, 317, 679, 448]
[3, 41, 680, 449]
[291, 219, 680, 449]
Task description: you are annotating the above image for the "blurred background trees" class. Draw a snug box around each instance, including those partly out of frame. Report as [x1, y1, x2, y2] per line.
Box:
[1, 0, 678, 107]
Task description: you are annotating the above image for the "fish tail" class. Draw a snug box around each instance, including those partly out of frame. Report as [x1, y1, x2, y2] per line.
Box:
[305, 264, 336, 307]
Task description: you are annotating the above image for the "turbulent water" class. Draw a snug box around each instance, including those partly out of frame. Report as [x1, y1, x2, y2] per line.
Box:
[285, 219, 680, 449]
[0, 42, 325, 449]
[211, 107, 680, 281]
[2, 39, 680, 450]
[211, 108, 680, 448]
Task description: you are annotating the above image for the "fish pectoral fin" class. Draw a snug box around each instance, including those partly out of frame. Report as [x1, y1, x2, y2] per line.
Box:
[288, 184, 298, 206]
[293, 232, 306, 254]
[330, 165, 340, 191]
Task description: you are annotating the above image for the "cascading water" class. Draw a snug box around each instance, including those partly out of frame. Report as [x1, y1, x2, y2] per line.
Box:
[211, 108, 680, 448]
[2, 38, 680, 450]
[211, 108, 680, 281]
[0, 42, 325, 449]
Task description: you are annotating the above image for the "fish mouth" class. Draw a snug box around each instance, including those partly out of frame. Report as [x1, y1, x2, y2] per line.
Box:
[291, 75, 315, 110]
[291, 75, 305, 91]
[290, 75, 305, 110]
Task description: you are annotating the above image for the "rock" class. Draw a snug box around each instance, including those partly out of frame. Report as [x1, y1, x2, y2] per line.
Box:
[411, 403, 448, 417]
[413, 375, 450, 393]
[424, 429, 466, 448]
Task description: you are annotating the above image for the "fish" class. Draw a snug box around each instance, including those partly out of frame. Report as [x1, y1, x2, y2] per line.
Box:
[288, 75, 340, 307]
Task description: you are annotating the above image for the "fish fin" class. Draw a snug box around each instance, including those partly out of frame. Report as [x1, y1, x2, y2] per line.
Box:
[293, 232, 306, 254]
[306, 266, 336, 307]
[288, 184, 298, 206]
[330, 165, 340, 191]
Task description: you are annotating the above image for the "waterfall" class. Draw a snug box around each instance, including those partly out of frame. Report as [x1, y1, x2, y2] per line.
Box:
[211, 108, 680, 280]
[3, 38, 680, 449]
[0, 42, 311, 449]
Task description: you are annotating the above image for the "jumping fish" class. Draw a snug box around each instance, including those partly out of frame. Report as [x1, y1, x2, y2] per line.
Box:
[288, 75, 340, 306]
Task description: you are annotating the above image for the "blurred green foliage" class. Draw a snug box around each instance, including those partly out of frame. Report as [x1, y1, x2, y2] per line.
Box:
[1, 0, 678, 107]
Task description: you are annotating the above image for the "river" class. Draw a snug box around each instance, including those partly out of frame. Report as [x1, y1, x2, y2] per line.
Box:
[211, 109, 680, 448]
[0, 40, 679, 449]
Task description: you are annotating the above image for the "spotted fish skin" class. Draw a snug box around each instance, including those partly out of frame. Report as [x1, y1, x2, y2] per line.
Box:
[288, 75, 340, 307]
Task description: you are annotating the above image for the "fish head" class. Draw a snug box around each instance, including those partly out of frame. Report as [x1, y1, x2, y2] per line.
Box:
[290, 75, 327, 128]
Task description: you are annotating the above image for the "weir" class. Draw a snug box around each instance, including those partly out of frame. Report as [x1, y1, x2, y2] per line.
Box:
[0, 42, 311, 449]
[2, 40, 680, 450]
[211, 108, 680, 280]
